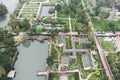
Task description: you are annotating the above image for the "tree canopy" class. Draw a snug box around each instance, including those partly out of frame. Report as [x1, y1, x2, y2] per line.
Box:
[0, 4, 8, 17]
[55, 4, 62, 11]
[47, 56, 54, 66]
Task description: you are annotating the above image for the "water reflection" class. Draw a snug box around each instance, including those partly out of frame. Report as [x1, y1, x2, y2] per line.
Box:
[0, 0, 18, 28]
[13, 40, 48, 80]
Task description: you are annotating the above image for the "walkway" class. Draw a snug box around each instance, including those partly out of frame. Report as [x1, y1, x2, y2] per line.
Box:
[82, 71, 96, 80]
[94, 35, 115, 80]
[37, 71, 48, 76]
[37, 70, 80, 80]
[68, 14, 72, 32]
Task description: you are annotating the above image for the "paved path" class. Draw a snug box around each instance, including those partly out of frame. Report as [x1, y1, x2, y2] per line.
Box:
[82, 71, 96, 80]
[68, 14, 72, 32]
[57, 17, 76, 20]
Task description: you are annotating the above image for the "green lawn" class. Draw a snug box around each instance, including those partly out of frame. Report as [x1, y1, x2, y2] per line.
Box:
[51, 43, 58, 60]
[68, 73, 79, 80]
[107, 53, 120, 80]
[22, 8, 38, 12]
[57, 11, 68, 18]
[75, 42, 82, 49]
[71, 20, 77, 31]
[49, 73, 59, 80]
[77, 54, 95, 79]
[20, 13, 37, 19]
[66, 37, 72, 49]
[92, 18, 120, 31]
[91, 54, 108, 80]
[100, 38, 115, 52]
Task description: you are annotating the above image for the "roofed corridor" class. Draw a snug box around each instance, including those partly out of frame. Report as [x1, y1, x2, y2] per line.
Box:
[37, 70, 80, 80]
[61, 36, 94, 69]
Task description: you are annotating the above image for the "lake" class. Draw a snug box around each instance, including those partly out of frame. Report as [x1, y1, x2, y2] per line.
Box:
[13, 40, 48, 80]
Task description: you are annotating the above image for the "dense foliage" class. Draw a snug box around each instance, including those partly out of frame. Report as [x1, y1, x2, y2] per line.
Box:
[0, 4, 8, 17]
[9, 18, 30, 32]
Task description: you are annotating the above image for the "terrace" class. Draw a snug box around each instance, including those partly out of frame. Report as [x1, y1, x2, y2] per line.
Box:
[18, 2, 41, 19]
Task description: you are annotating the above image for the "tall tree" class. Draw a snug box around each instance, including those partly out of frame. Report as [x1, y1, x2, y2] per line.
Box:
[55, 4, 62, 11]
[0, 4, 8, 17]
[47, 56, 54, 66]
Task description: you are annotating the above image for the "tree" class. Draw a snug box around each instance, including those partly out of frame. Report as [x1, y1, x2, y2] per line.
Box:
[0, 4, 8, 17]
[61, 26, 69, 32]
[9, 18, 30, 31]
[19, 19, 30, 30]
[55, 4, 62, 11]
[3, 38, 14, 46]
[49, 29, 58, 37]
[77, 11, 88, 25]
[47, 56, 54, 66]
[35, 28, 42, 34]
[108, 22, 115, 33]
[48, 9, 55, 14]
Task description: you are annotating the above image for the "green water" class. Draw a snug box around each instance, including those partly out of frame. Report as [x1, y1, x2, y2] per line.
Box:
[13, 40, 48, 80]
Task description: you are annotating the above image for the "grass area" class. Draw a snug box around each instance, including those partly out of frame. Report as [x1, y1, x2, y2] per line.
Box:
[100, 38, 115, 52]
[68, 73, 79, 80]
[92, 54, 103, 68]
[90, 70, 108, 80]
[107, 53, 120, 80]
[71, 20, 77, 31]
[49, 73, 59, 80]
[22, 8, 38, 12]
[57, 11, 68, 18]
[0, 42, 4, 46]
[19, 2, 39, 19]
[77, 54, 95, 79]
[75, 42, 82, 49]
[92, 18, 120, 31]
[66, 37, 72, 49]
[51, 42, 58, 60]
[20, 13, 37, 18]
[58, 47, 64, 56]
[91, 53, 108, 80]
[25, 3, 40, 8]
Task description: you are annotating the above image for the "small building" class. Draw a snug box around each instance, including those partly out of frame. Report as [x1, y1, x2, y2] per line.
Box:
[7, 70, 16, 78]
[82, 50, 94, 70]
[61, 56, 69, 67]
[56, 35, 65, 47]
